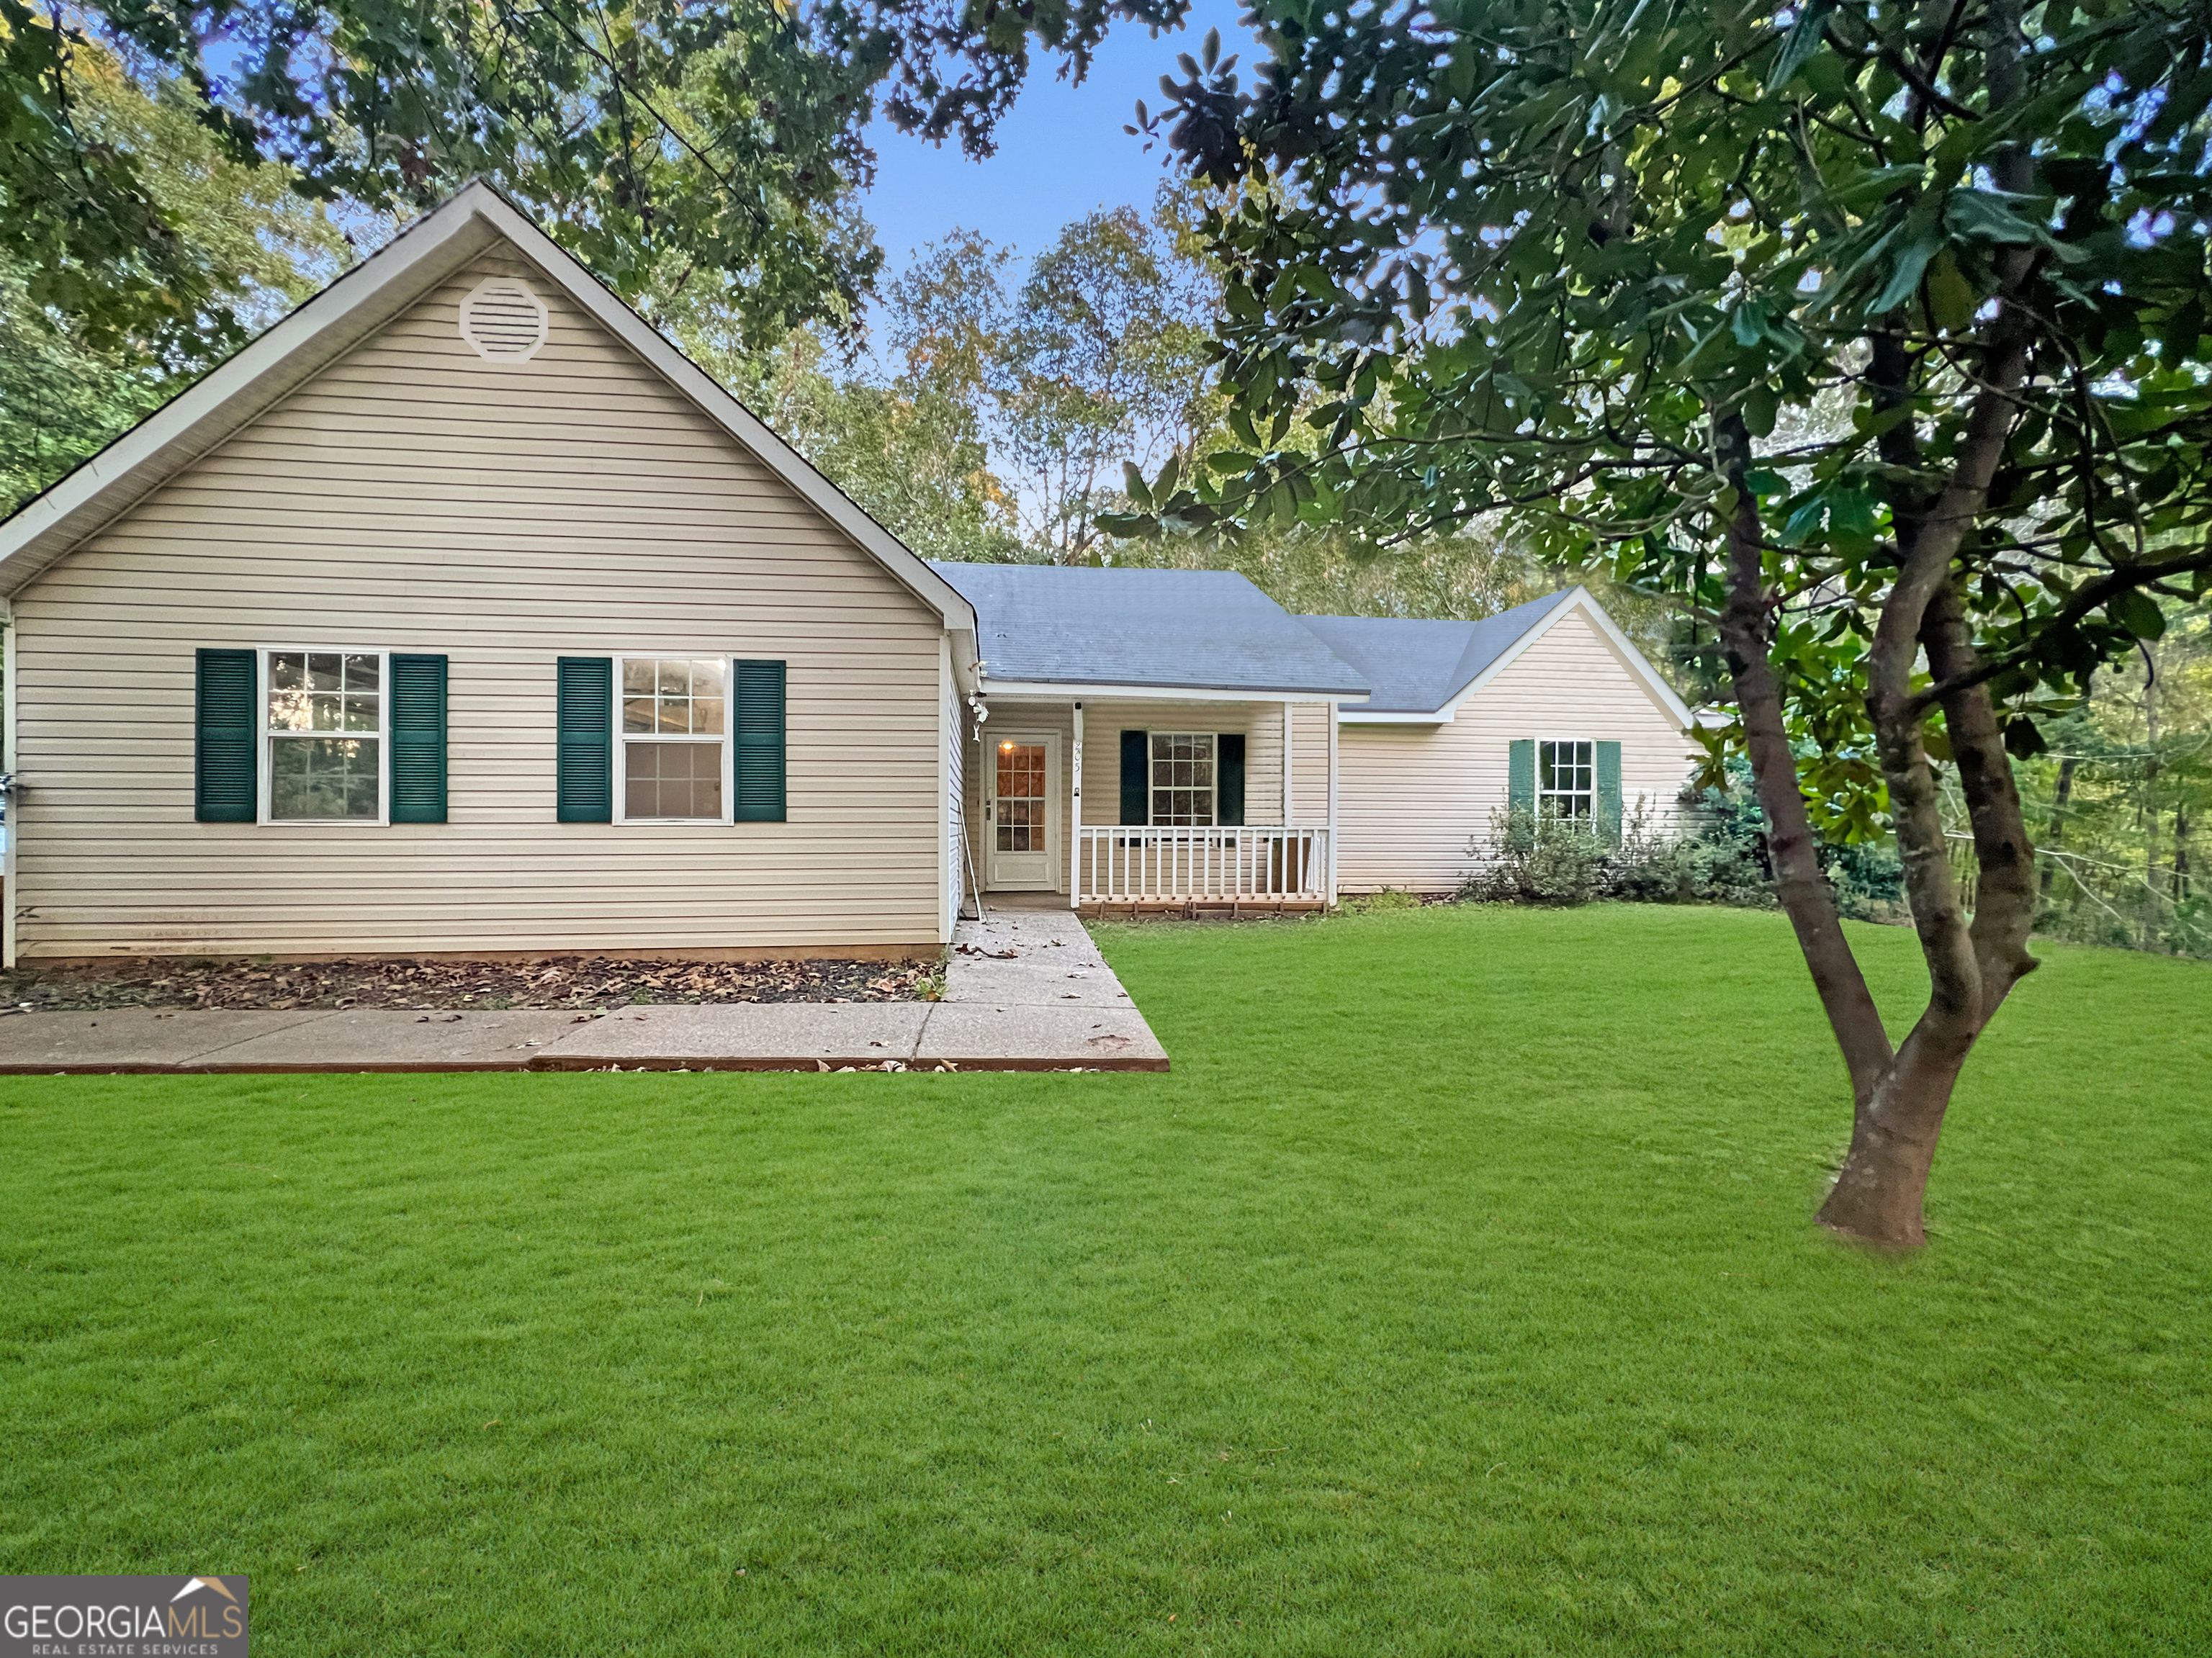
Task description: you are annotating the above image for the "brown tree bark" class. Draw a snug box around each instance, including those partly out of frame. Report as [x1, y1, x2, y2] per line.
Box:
[1714, 420, 1894, 1114]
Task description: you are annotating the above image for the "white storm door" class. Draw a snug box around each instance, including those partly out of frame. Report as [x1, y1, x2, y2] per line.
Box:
[986, 732, 1061, 889]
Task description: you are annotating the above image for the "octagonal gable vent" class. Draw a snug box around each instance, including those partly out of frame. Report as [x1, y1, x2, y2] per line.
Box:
[459, 277, 549, 363]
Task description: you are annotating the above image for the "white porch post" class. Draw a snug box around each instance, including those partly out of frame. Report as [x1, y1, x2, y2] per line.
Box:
[1326, 700, 1340, 905]
[1281, 699, 1295, 823]
[1069, 699, 1084, 907]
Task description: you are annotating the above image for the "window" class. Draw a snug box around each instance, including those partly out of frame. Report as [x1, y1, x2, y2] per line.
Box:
[1539, 739, 1595, 821]
[619, 657, 727, 821]
[266, 650, 385, 821]
[1150, 732, 1215, 826]
[995, 740, 1047, 850]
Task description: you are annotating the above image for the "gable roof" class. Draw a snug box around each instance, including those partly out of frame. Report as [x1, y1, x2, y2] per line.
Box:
[1300, 587, 1695, 726]
[0, 180, 979, 658]
[931, 562, 1370, 700]
[1297, 592, 1579, 715]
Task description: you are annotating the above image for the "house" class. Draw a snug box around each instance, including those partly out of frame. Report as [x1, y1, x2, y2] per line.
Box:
[0, 183, 1696, 968]
[939, 575, 1696, 908]
[930, 562, 1369, 909]
[0, 181, 981, 967]
[1303, 592, 1700, 893]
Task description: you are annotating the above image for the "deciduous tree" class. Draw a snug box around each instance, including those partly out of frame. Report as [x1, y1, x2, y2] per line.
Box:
[1110, 1, 2212, 1245]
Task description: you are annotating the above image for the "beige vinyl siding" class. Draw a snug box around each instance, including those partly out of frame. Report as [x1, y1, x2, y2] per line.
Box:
[942, 637, 965, 932]
[12, 248, 950, 958]
[1335, 606, 1700, 893]
[1288, 702, 1331, 825]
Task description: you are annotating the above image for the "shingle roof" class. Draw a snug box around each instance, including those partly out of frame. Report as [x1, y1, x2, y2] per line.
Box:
[1295, 591, 1581, 714]
[930, 562, 1371, 698]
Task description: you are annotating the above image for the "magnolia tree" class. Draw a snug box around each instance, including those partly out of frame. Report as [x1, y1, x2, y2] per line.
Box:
[1105, 1, 2212, 1244]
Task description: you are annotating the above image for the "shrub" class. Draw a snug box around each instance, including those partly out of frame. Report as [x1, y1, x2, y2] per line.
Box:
[1457, 773, 1905, 922]
[1458, 808, 1611, 906]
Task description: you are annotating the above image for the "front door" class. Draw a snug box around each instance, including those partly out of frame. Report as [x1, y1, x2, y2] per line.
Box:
[986, 732, 1060, 889]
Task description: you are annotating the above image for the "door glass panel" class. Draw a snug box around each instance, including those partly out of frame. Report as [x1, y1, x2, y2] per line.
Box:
[995, 742, 1046, 852]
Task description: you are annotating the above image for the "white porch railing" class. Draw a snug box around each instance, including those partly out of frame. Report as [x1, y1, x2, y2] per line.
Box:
[1075, 825, 1331, 903]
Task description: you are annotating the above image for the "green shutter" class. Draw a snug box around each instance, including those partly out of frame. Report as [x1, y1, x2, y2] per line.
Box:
[555, 656, 613, 823]
[1217, 733, 1246, 826]
[1596, 739, 1623, 840]
[194, 649, 256, 822]
[1119, 730, 1148, 825]
[734, 659, 786, 823]
[389, 654, 448, 824]
[1508, 739, 1535, 813]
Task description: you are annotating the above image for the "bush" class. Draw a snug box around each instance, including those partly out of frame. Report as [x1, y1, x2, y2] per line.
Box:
[1457, 773, 1905, 922]
[1458, 807, 1611, 905]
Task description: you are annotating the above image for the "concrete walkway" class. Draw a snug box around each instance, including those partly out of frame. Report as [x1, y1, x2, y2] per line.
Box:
[0, 902, 1167, 1076]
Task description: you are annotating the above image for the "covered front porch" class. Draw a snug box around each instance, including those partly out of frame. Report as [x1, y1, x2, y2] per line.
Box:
[964, 694, 1341, 914]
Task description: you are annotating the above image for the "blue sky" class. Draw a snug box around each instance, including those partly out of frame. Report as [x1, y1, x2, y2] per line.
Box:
[857, 0, 1263, 287]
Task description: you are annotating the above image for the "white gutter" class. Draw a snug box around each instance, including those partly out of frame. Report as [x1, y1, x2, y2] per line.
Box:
[981, 680, 1368, 706]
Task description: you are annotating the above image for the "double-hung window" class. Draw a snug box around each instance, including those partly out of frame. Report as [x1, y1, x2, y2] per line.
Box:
[1150, 732, 1215, 826]
[264, 650, 387, 822]
[1537, 739, 1596, 823]
[618, 657, 729, 822]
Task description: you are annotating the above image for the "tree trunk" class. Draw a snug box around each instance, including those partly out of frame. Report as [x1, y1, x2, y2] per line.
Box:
[1713, 422, 1893, 1115]
[2040, 754, 2077, 901]
[1813, 1026, 1978, 1245]
[2143, 640, 2162, 945]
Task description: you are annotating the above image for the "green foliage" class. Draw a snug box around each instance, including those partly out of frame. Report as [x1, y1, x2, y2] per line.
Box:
[2008, 602, 2211, 954]
[1461, 808, 1614, 905]
[0, 43, 346, 513]
[1127, 0, 2212, 824]
[3, 907, 2208, 1649]
[4, 0, 890, 357]
[1462, 774, 1905, 919]
[722, 320, 1024, 564]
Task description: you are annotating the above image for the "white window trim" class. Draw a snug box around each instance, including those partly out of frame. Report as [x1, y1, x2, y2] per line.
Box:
[610, 652, 735, 826]
[1537, 736, 1596, 823]
[256, 647, 392, 826]
[1148, 729, 1219, 828]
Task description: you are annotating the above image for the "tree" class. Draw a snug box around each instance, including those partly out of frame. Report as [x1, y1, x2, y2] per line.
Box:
[1, 40, 347, 513]
[724, 317, 1025, 564]
[998, 204, 1215, 561]
[735, 201, 1213, 566]
[1112, 4, 2212, 1244]
[4, 0, 886, 358]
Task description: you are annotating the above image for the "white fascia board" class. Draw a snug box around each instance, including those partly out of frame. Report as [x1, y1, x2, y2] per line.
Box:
[1340, 709, 1452, 724]
[0, 179, 984, 682]
[0, 199, 500, 595]
[982, 680, 1369, 705]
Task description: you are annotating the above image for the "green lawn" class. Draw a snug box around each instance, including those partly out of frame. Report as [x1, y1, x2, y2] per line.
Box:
[2, 905, 2207, 1654]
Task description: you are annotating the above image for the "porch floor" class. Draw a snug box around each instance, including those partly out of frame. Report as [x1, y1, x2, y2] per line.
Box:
[0, 908, 1167, 1074]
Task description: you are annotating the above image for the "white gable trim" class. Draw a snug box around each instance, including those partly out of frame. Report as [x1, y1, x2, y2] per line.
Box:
[1335, 587, 1695, 729]
[0, 181, 979, 657]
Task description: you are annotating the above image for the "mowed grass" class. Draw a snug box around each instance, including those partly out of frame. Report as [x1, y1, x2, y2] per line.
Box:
[1, 905, 2207, 1656]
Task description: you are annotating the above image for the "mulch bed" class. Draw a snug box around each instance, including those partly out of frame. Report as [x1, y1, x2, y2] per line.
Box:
[0, 955, 933, 1014]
